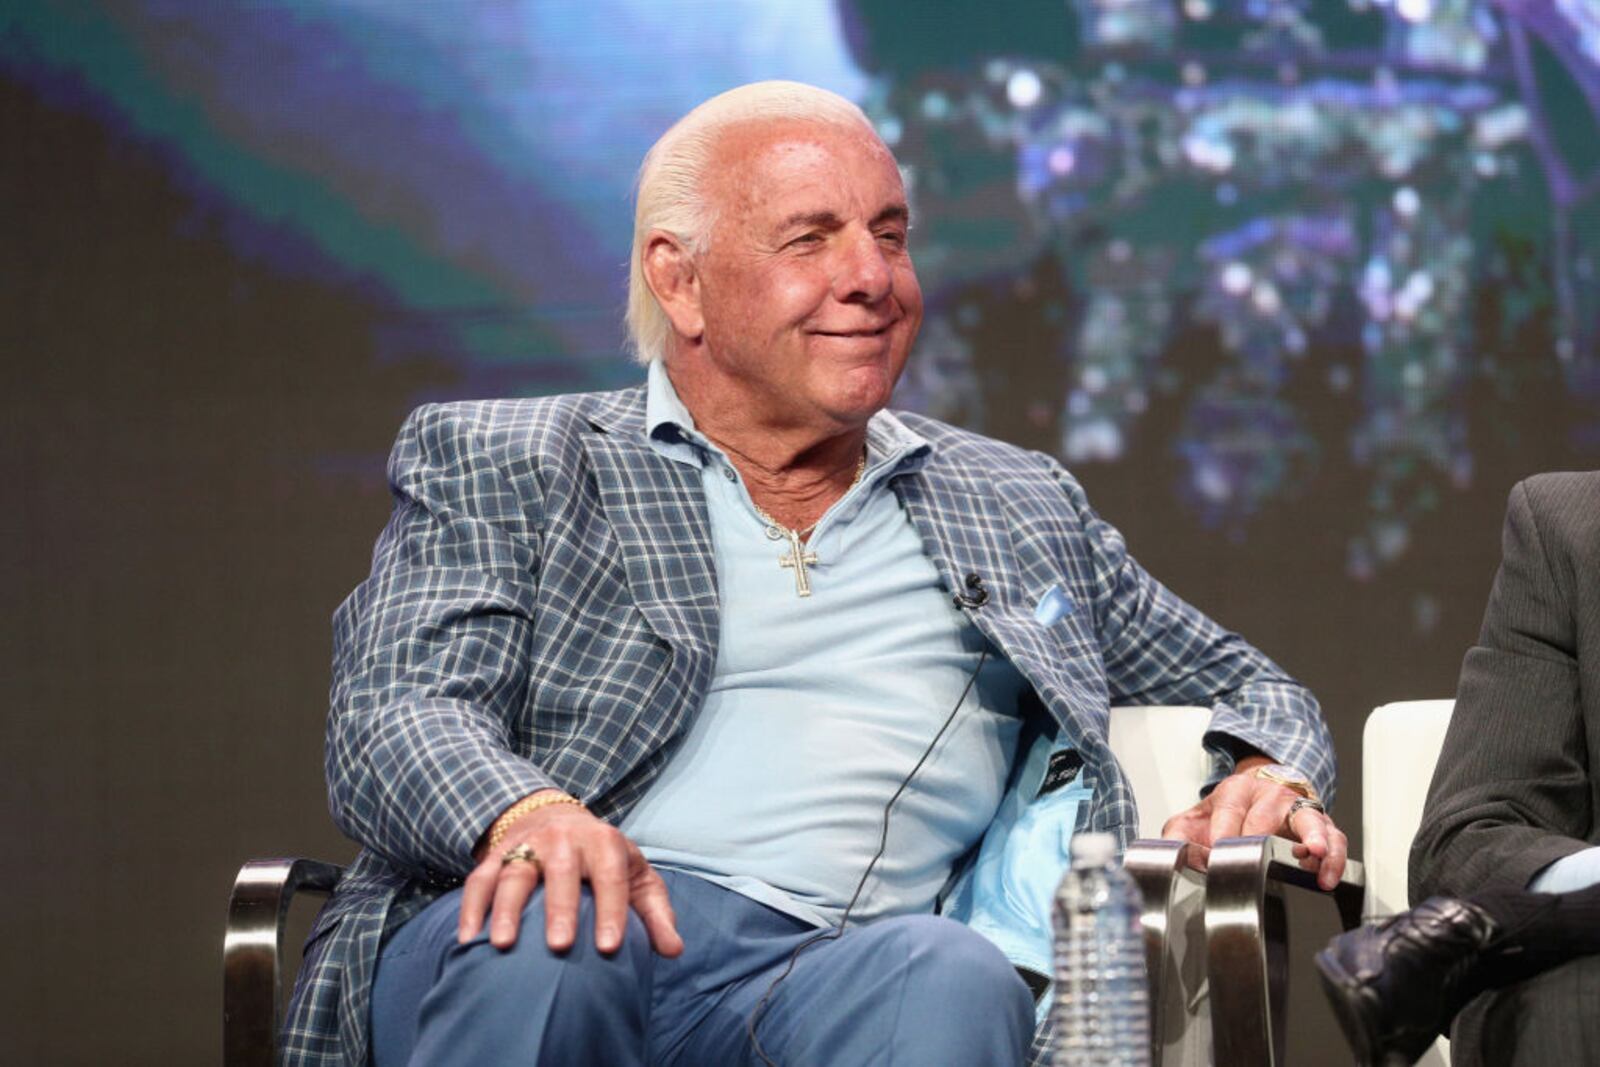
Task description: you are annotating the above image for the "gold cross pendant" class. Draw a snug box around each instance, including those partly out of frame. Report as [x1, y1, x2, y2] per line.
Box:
[776, 529, 819, 597]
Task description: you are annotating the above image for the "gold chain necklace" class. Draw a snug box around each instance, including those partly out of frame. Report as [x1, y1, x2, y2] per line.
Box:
[749, 450, 868, 598]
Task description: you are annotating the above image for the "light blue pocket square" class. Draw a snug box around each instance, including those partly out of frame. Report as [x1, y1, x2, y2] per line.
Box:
[1033, 584, 1076, 626]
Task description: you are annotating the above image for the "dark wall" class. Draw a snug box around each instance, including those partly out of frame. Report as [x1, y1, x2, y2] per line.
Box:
[5, 3, 1597, 1063]
[4, 72, 399, 1062]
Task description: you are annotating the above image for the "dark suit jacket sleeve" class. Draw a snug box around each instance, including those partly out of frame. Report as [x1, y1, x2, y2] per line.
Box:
[324, 404, 558, 880]
[1410, 476, 1594, 902]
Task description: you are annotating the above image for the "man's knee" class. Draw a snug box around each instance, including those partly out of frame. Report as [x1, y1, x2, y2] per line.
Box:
[436, 891, 654, 1066]
[771, 916, 1031, 1066]
[450, 889, 655, 1003]
[374, 888, 655, 1067]
[891, 915, 1034, 1024]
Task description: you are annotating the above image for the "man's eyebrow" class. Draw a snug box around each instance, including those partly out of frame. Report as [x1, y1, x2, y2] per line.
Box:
[871, 204, 911, 228]
[774, 205, 912, 233]
[777, 210, 843, 233]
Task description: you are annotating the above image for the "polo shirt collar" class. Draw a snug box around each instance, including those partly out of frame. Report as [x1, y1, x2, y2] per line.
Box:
[645, 357, 932, 475]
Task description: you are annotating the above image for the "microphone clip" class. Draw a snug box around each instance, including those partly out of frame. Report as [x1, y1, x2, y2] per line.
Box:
[952, 571, 989, 609]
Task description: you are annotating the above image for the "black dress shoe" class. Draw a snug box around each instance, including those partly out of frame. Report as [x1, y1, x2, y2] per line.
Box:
[1315, 897, 1499, 1066]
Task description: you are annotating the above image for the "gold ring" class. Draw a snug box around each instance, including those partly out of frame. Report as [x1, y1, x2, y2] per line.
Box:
[500, 842, 539, 868]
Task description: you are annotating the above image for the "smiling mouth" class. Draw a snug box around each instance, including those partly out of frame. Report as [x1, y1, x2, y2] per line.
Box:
[814, 323, 895, 339]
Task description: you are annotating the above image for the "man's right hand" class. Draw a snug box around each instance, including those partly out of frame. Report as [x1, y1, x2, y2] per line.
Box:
[456, 790, 684, 959]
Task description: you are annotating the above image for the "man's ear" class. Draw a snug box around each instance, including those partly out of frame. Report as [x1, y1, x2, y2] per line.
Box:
[642, 232, 704, 343]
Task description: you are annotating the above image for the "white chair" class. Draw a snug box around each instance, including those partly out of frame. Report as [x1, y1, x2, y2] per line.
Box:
[1362, 699, 1456, 1067]
[228, 706, 1362, 1067]
[1110, 706, 1214, 1065]
[1110, 704, 1214, 838]
[1111, 707, 1366, 1067]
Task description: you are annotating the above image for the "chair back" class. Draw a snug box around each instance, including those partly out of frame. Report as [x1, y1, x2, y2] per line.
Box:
[1363, 699, 1456, 1067]
[1108, 705, 1214, 839]
[1107, 705, 1215, 1067]
[1362, 699, 1455, 921]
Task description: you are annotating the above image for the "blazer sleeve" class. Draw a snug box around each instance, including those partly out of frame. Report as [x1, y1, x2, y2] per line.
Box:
[324, 404, 558, 880]
[1409, 478, 1591, 901]
[1057, 465, 1337, 805]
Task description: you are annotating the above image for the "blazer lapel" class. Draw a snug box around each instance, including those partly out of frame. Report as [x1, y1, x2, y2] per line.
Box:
[578, 414, 720, 661]
[894, 464, 1111, 754]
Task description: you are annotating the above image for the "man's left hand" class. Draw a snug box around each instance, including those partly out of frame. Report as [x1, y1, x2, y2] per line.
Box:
[1160, 756, 1349, 890]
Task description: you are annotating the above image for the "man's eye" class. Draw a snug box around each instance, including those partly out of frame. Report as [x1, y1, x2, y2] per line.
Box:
[877, 230, 908, 248]
[789, 233, 823, 247]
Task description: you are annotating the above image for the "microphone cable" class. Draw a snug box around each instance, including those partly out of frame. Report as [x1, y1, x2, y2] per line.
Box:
[745, 636, 991, 1067]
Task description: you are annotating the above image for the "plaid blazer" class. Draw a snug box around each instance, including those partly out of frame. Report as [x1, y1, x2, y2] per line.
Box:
[281, 384, 1335, 1067]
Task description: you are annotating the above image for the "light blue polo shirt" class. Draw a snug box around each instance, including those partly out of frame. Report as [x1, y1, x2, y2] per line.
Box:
[619, 361, 1028, 929]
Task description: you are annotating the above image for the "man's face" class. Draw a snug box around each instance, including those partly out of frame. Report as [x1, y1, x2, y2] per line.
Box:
[688, 119, 923, 436]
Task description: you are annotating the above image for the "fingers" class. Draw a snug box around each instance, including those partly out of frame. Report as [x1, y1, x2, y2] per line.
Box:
[1240, 792, 1293, 837]
[1206, 784, 1251, 845]
[489, 852, 544, 949]
[1324, 824, 1349, 890]
[540, 840, 582, 952]
[1167, 772, 1347, 893]
[456, 831, 681, 962]
[455, 809, 680, 958]
[458, 844, 545, 947]
[585, 826, 632, 954]
[1161, 804, 1209, 844]
[631, 862, 684, 957]
[1288, 805, 1328, 857]
[1310, 815, 1348, 890]
[1285, 808, 1349, 890]
[458, 857, 499, 943]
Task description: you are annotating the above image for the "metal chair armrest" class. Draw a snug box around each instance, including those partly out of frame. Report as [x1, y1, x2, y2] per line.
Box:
[1205, 835, 1365, 1067]
[224, 857, 344, 1067]
[1125, 838, 1209, 1067]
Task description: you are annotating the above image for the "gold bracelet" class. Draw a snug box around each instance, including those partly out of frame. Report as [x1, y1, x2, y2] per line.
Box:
[1252, 763, 1319, 801]
[486, 792, 585, 851]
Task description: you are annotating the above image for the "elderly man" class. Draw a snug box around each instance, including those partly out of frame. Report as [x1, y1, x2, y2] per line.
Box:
[282, 81, 1345, 1067]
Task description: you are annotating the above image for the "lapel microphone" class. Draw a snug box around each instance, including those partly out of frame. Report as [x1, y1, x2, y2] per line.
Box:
[953, 571, 989, 609]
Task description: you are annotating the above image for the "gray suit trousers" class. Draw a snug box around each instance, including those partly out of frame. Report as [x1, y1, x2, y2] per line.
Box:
[1451, 953, 1600, 1066]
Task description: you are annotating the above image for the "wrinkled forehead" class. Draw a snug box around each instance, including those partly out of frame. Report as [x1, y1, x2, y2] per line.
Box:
[703, 118, 904, 223]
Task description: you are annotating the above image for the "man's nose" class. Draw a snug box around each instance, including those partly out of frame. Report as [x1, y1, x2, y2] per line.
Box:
[833, 229, 894, 304]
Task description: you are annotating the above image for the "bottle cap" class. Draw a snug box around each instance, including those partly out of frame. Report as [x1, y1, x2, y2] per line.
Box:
[1069, 831, 1116, 868]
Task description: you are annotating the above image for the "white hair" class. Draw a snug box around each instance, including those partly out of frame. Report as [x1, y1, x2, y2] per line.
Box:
[625, 81, 877, 365]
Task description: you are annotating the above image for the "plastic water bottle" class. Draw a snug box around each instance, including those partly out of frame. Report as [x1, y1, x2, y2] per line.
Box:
[1051, 832, 1151, 1066]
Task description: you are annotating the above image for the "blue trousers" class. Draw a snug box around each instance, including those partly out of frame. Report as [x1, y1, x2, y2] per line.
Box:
[371, 868, 1034, 1066]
